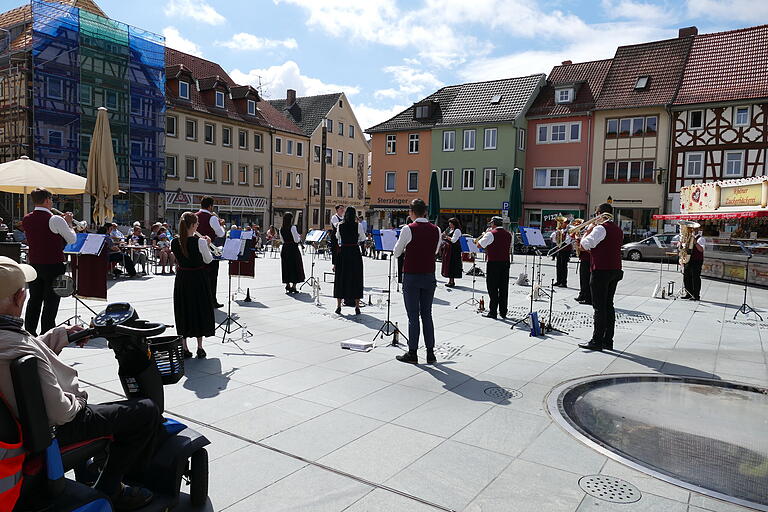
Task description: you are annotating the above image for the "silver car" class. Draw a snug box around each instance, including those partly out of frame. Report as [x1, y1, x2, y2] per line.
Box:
[621, 234, 678, 262]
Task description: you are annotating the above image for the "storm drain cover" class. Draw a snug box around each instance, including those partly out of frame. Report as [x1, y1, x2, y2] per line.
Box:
[579, 475, 641, 503]
[484, 386, 522, 401]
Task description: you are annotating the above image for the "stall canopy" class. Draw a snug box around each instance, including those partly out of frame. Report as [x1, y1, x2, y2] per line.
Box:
[654, 211, 768, 221]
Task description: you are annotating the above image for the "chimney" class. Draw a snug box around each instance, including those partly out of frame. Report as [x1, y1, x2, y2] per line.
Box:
[287, 89, 296, 107]
[561, 60, 572, 66]
[678, 26, 698, 38]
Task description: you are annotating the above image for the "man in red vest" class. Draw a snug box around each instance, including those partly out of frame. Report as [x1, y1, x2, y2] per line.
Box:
[393, 199, 441, 365]
[196, 196, 226, 308]
[21, 188, 76, 335]
[477, 216, 511, 319]
[577, 203, 623, 351]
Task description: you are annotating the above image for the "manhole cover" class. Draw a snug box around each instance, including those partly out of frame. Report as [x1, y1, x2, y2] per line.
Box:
[484, 387, 522, 401]
[579, 475, 641, 503]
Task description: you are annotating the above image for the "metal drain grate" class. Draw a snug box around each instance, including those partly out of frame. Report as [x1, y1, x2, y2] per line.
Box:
[506, 307, 665, 331]
[484, 386, 522, 401]
[579, 475, 641, 503]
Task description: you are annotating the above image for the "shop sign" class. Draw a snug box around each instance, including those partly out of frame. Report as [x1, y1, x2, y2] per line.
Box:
[165, 192, 267, 210]
[441, 209, 501, 214]
[680, 182, 718, 213]
[542, 209, 582, 222]
[719, 184, 762, 208]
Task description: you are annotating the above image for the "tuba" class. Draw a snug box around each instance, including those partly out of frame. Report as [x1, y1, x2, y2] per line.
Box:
[677, 220, 700, 265]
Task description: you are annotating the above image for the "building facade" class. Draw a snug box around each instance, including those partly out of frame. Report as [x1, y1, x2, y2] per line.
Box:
[525, 59, 611, 232]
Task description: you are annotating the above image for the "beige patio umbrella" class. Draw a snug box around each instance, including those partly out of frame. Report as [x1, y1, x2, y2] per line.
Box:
[0, 155, 87, 212]
[86, 107, 120, 226]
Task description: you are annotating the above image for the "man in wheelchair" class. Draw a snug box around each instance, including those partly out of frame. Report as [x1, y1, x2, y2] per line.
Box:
[0, 257, 161, 511]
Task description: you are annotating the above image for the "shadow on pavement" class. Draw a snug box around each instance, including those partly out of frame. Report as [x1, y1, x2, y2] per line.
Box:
[614, 351, 720, 380]
[421, 361, 513, 405]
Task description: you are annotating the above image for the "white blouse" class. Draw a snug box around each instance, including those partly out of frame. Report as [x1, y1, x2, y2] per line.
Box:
[450, 228, 462, 243]
[279, 225, 301, 243]
[198, 237, 214, 264]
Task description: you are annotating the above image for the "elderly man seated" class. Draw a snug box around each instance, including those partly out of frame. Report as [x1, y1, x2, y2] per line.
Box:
[0, 257, 160, 510]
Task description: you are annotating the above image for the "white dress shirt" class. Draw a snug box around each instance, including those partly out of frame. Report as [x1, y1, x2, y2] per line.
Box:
[579, 224, 606, 251]
[550, 229, 571, 246]
[477, 230, 494, 248]
[200, 209, 226, 238]
[197, 237, 213, 264]
[449, 228, 462, 243]
[335, 222, 366, 245]
[331, 214, 343, 229]
[280, 225, 301, 244]
[35, 206, 76, 245]
[696, 236, 708, 251]
[393, 218, 441, 258]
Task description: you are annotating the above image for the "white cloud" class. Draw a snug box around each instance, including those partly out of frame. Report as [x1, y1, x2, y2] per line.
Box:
[164, 0, 226, 25]
[373, 65, 443, 100]
[686, 0, 768, 22]
[216, 33, 298, 51]
[229, 61, 360, 99]
[350, 101, 410, 132]
[162, 27, 203, 56]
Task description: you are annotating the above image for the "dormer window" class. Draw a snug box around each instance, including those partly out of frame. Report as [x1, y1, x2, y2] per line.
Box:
[635, 76, 650, 90]
[555, 88, 573, 104]
[414, 101, 436, 120]
[247, 99, 256, 115]
[490, 94, 502, 104]
[179, 80, 190, 100]
[215, 91, 225, 108]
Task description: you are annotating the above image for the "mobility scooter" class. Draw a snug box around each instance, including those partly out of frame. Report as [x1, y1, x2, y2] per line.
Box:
[3, 302, 210, 511]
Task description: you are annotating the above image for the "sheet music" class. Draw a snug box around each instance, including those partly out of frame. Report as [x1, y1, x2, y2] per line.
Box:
[80, 234, 105, 255]
[465, 237, 482, 253]
[222, 238, 242, 260]
[380, 229, 398, 251]
[240, 231, 254, 240]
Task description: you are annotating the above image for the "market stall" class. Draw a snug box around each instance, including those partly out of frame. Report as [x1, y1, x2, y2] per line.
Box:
[654, 177, 768, 286]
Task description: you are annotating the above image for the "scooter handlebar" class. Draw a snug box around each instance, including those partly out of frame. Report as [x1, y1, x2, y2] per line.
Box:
[113, 322, 167, 338]
[67, 327, 97, 344]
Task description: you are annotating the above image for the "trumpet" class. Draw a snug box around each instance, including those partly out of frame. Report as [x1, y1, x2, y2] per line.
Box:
[51, 208, 88, 232]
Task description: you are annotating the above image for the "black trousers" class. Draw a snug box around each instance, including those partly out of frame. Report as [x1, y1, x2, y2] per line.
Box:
[207, 260, 220, 304]
[578, 260, 592, 302]
[108, 252, 136, 276]
[25, 263, 65, 336]
[56, 399, 162, 495]
[486, 261, 510, 316]
[555, 251, 570, 285]
[683, 260, 702, 299]
[589, 269, 623, 346]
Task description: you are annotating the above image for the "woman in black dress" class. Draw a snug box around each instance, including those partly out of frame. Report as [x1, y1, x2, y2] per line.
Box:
[334, 207, 366, 315]
[280, 212, 305, 294]
[171, 211, 215, 359]
[441, 217, 463, 287]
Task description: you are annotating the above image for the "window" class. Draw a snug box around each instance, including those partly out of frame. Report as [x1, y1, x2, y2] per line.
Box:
[385, 172, 396, 192]
[222, 127, 232, 146]
[645, 116, 657, 135]
[204, 123, 215, 144]
[610, 116, 657, 137]
[462, 168, 475, 190]
[239, 164, 248, 184]
[223, 162, 232, 183]
[443, 131, 455, 151]
[105, 90, 118, 110]
[725, 151, 744, 177]
[534, 168, 580, 188]
[438, 168, 453, 190]
[386, 134, 396, 154]
[689, 110, 704, 130]
[617, 161, 629, 181]
[569, 124, 579, 141]
[297, 142, 303, 157]
[551, 125, 566, 142]
[463, 129, 476, 150]
[408, 171, 418, 192]
[734, 107, 750, 127]
[275, 137, 282, 153]
[178, 80, 190, 99]
[538, 122, 581, 143]
[185, 119, 196, 140]
[247, 99, 256, 116]
[326, 119, 333, 132]
[238, 130, 248, 149]
[165, 155, 177, 178]
[325, 208, 331, 225]
[80, 134, 91, 154]
[349, 125, 355, 138]
[483, 168, 497, 190]
[619, 118, 631, 137]
[415, 104, 430, 118]
[518, 128, 526, 150]
[484, 128, 497, 149]
[204, 160, 215, 182]
[336, 181, 343, 197]
[409, 133, 420, 154]
[685, 152, 704, 177]
[490, 94, 502, 104]
[313, 145, 321, 162]
[313, 178, 320, 195]
[603, 160, 656, 182]
[80, 84, 91, 105]
[337, 150, 344, 166]
[215, 91, 225, 108]
[295, 173, 302, 189]
[635, 76, 649, 90]
[285, 172, 292, 188]
[606, 119, 618, 138]
[632, 117, 644, 136]
[324, 179, 331, 196]
[130, 140, 141, 157]
[555, 88, 573, 104]
[185, 157, 196, 179]
[312, 208, 319, 225]
[166, 115, 177, 137]
[254, 133, 263, 151]
[130, 96, 141, 114]
[325, 148, 332, 163]
[254, 166, 263, 186]
[347, 152, 353, 168]
[348, 182, 354, 198]
[286, 140, 293, 155]
[338, 122, 344, 136]
[275, 170, 282, 187]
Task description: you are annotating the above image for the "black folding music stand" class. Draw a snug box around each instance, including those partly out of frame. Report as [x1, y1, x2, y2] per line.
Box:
[216, 243, 252, 344]
[734, 241, 762, 320]
[455, 237, 483, 311]
[542, 279, 568, 335]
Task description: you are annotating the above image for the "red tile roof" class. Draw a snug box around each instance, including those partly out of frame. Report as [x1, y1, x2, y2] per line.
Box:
[674, 24, 768, 105]
[528, 59, 612, 117]
[165, 48, 236, 86]
[257, 101, 305, 136]
[595, 36, 693, 110]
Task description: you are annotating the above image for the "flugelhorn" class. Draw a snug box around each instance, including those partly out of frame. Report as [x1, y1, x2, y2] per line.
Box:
[51, 208, 88, 232]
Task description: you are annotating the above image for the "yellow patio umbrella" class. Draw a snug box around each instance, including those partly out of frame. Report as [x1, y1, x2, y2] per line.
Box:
[0, 155, 87, 213]
[86, 107, 120, 226]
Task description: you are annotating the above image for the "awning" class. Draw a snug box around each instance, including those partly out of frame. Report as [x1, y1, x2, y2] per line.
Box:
[653, 211, 768, 220]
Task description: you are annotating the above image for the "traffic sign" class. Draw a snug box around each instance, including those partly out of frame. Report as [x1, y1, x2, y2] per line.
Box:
[502, 201, 510, 210]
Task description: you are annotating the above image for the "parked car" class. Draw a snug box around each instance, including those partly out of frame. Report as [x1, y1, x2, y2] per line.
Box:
[622, 234, 678, 261]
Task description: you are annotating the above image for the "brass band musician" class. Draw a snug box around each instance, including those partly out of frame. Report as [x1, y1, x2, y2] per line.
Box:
[570, 219, 592, 304]
[550, 216, 571, 287]
[680, 222, 707, 301]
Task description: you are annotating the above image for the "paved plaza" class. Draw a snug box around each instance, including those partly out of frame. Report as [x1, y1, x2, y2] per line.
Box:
[54, 251, 768, 512]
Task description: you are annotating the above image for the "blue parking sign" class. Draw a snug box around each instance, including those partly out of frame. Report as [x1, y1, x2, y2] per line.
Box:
[502, 201, 509, 210]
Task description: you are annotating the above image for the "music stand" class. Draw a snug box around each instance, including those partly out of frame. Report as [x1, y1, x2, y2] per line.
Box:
[518, 227, 550, 300]
[734, 241, 762, 320]
[455, 236, 483, 311]
[215, 239, 252, 343]
[372, 230, 407, 347]
[510, 267, 536, 333]
[542, 279, 568, 334]
[300, 230, 325, 292]
[59, 234, 105, 327]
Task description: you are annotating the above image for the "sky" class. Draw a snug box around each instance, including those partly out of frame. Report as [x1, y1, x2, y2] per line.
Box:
[9, 0, 768, 131]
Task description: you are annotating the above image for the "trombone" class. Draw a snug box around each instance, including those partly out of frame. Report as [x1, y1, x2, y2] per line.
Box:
[548, 212, 613, 256]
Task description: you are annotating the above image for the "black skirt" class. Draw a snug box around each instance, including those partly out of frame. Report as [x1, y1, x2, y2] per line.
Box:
[441, 241, 463, 278]
[281, 243, 305, 283]
[333, 245, 364, 299]
[173, 267, 215, 338]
